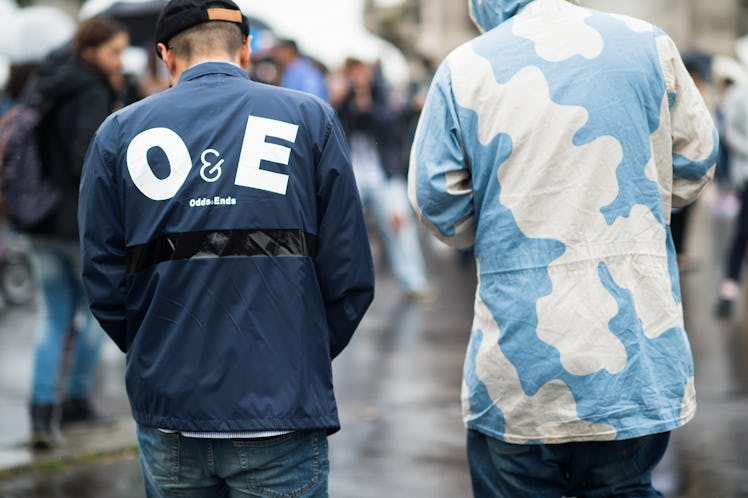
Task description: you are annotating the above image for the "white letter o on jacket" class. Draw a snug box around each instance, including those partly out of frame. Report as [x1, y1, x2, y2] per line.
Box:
[127, 127, 192, 201]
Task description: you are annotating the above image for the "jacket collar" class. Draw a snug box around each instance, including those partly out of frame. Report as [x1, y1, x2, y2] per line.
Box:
[178, 61, 249, 84]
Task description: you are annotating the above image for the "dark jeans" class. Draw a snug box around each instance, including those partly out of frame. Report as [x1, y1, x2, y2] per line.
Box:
[467, 430, 670, 498]
[136, 425, 329, 497]
[725, 185, 748, 282]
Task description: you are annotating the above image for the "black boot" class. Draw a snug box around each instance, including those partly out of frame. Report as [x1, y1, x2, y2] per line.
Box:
[60, 397, 112, 426]
[30, 403, 57, 450]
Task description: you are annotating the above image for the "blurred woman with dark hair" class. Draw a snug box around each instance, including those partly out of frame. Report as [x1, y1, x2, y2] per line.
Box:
[24, 16, 129, 449]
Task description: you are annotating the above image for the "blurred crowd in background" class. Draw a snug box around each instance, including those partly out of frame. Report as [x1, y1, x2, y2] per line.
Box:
[0, 0, 446, 295]
[4, 1, 748, 316]
[4, 0, 748, 309]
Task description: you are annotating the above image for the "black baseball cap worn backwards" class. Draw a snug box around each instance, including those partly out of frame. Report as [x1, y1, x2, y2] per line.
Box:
[155, 0, 250, 56]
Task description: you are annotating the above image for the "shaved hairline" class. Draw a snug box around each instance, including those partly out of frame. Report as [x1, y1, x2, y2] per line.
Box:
[168, 21, 245, 63]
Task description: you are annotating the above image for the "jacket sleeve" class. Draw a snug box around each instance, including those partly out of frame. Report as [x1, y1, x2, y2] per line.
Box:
[407, 62, 475, 249]
[78, 119, 129, 352]
[659, 34, 718, 208]
[315, 108, 375, 359]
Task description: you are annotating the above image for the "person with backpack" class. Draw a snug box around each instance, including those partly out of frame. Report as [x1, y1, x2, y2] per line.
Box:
[21, 16, 130, 449]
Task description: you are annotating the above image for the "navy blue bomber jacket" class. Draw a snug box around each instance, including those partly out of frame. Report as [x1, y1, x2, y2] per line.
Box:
[79, 62, 375, 433]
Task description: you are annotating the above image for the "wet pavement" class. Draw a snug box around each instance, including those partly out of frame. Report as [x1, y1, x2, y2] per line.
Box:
[1, 187, 748, 497]
[653, 195, 748, 498]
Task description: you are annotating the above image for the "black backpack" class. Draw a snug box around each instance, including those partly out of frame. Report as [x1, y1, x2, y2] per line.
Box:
[0, 98, 61, 230]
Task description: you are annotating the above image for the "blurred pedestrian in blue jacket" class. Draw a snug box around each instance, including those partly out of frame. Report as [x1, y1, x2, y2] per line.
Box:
[273, 38, 329, 102]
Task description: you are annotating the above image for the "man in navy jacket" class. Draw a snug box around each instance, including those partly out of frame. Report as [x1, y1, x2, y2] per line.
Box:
[78, 0, 374, 495]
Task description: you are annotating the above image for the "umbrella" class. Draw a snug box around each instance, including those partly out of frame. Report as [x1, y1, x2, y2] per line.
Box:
[81, 0, 166, 47]
[80, 0, 273, 48]
[0, 6, 76, 63]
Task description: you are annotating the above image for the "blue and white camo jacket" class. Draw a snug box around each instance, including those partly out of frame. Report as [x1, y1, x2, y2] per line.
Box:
[409, 0, 718, 444]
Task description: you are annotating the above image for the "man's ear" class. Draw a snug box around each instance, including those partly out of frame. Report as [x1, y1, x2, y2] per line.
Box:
[157, 43, 169, 61]
[239, 35, 252, 70]
[157, 43, 177, 76]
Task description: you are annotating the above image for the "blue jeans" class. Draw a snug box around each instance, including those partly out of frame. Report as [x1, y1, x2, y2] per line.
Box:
[136, 425, 329, 497]
[30, 238, 104, 403]
[467, 430, 670, 498]
[358, 179, 429, 293]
